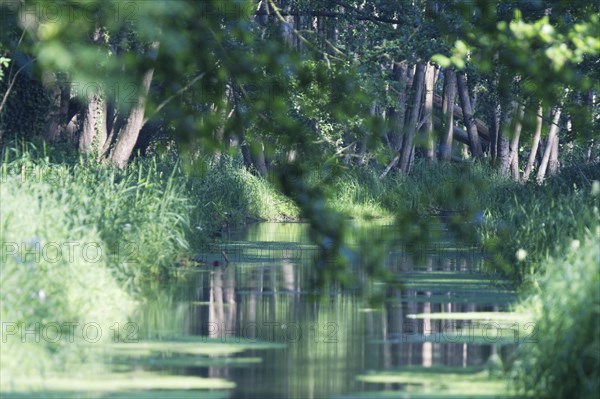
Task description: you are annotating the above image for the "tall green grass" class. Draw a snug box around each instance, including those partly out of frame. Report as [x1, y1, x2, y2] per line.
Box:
[1, 142, 192, 284]
[480, 163, 600, 281]
[511, 233, 600, 399]
[186, 156, 299, 240]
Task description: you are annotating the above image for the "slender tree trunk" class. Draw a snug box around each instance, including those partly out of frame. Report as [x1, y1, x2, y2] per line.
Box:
[423, 63, 436, 161]
[489, 103, 500, 161]
[213, 84, 234, 164]
[508, 104, 524, 180]
[456, 72, 483, 158]
[497, 112, 511, 175]
[548, 133, 559, 175]
[440, 69, 456, 161]
[358, 103, 377, 165]
[399, 63, 426, 173]
[522, 105, 543, 182]
[108, 42, 159, 168]
[390, 62, 409, 152]
[536, 107, 562, 183]
[432, 94, 490, 141]
[586, 139, 596, 163]
[77, 27, 107, 151]
[585, 90, 596, 163]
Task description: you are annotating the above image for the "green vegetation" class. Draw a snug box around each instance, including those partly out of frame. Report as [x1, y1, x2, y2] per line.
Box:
[481, 164, 600, 279]
[1, 0, 599, 397]
[356, 366, 517, 398]
[511, 234, 600, 399]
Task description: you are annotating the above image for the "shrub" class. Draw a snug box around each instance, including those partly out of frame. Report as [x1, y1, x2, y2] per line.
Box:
[511, 234, 600, 398]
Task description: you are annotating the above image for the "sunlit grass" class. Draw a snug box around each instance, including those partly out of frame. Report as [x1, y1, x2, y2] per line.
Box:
[510, 234, 600, 399]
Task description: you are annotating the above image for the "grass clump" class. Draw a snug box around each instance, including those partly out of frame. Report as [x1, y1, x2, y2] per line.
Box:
[0, 152, 135, 377]
[1, 142, 192, 284]
[0, 141, 192, 378]
[480, 163, 600, 281]
[187, 157, 299, 238]
[321, 167, 395, 219]
[510, 233, 600, 399]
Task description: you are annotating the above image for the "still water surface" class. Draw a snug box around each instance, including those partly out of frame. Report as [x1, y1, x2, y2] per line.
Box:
[137, 221, 517, 398]
[5, 221, 519, 398]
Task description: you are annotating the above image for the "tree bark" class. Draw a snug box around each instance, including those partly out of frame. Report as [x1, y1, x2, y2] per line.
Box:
[108, 42, 159, 168]
[99, 103, 121, 160]
[456, 71, 483, 158]
[79, 93, 107, 154]
[423, 63, 436, 161]
[548, 132, 559, 175]
[440, 68, 456, 162]
[522, 105, 543, 182]
[239, 130, 253, 169]
[432, 94, 489, 140]
[280, 0, 296, 47]
[508, 104, 524, 180]
[44, 74, 70, 142]
[250, 140, 268, 177]
[536, 107, 561, 183]
[489, 103, 500, 161]
[398, 63, 425, 173]
[432, 117, 488, 147]
[497, 107, 511, 175]
[389, 62, 409, 152]
[586, 139, 596, 163]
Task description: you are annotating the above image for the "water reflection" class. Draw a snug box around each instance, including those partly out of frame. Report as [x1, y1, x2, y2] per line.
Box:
[165, 221, 517, 399]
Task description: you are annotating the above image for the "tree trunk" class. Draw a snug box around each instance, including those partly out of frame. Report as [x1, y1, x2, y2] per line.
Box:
[213, 84, 234, 164]
[108, 42, 159, 168]
[456, 72, 483, 158]
[536, 107, 562, 183]
[398, 63, 425, 173]
[440, 68, 456, 161]
[79, 93, 107, 154]
[432, 94, 489, 140]
[497, 108, 511, 175]
[508, 104, 524, 180]
[586, 139, 596, 163]
[358, 103, 377, 165]
[99, 103, 121, 160]
[239, 130, 253, 169]
[44, 74, 70, 142]
[390, 62, 409, 152]
[489, 103, 500, 161]
[522, 105, 543, 182]
[461, 143, 469, 159]
[280, 0, 295, 48]
[423, 63, 436, 161]
[548, 133, 559, 175]
[250, 140, 268, 177]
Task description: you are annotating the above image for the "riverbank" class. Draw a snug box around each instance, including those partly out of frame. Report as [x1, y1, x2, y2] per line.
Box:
[2, 141, 598, 397]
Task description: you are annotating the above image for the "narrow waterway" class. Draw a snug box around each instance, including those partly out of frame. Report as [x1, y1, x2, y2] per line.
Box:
[5, 221, 522, 398]
[145, 221, 519, 398]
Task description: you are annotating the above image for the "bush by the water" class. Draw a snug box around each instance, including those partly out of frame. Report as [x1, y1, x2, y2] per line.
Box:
[511, 233, 600, 399]
[481, 163, 600, 281]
